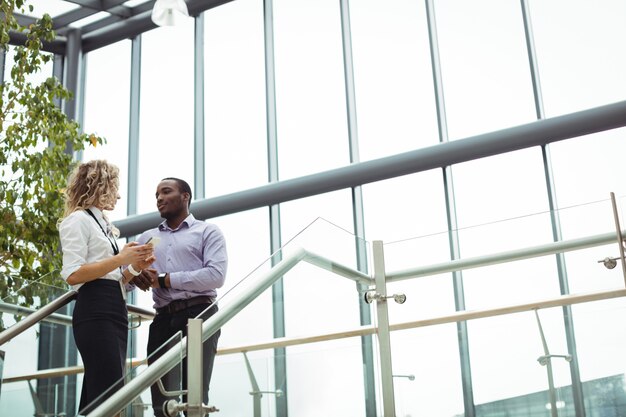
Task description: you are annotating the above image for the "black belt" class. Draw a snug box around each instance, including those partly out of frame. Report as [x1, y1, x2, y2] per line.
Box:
[156, 296, 214, 315]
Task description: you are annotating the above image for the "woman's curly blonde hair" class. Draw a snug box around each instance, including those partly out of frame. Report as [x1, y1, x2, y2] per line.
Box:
[62, 160, 120, 234]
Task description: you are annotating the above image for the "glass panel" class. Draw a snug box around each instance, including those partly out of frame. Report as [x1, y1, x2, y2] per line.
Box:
[445, 148, 558, 315]
[0, 276, 157, 417]
[213, 340, 369, 417]
[349, 0, 439, 160]
[391, 324, 463, 416]
[0, 382, 38, 417]
[380, 197, 626, 416]
[573, 299, 626, 416]
[435, 0, 536, 140]
[279, 190, 355, 253]
[209, 209, 271, 351]
[550, 129, 626, 211]
[82, 39, 132, 223]
[210, 216, 373, 415]
[529, 0, 626, 117]
[0, 278, 77, 417]
[137, 22, 195, 214]
[81, 331, 183, 417]
[470, 309, 574, 416]
[362, 170, 449, 248]
[211, 351, 276, 416]
[273, 0, 351, 179]
[560, 198, 624, 295]
[285, 339, 368, 416]
[203, 0, 268, 196]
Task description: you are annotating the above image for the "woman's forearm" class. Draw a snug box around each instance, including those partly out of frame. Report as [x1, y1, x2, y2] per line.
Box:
[66, 255, 123, 285]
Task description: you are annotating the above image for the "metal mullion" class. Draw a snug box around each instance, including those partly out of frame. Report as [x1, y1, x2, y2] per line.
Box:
[338, 0, 377, 415]
[127, 35, 141, 217]
[50, 54, 64, 149]
[263, 1, 287, 416]
[194, 14, 205, 199]
[520, 1, 585, 415]
[63, 28, 81, 155]
[73, 48, 87, 161]
[425, 1, 475, 416]
[125, 37, 142, 411]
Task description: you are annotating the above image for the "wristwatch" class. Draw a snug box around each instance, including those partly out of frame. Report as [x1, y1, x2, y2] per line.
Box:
[158, 272, 167, 289]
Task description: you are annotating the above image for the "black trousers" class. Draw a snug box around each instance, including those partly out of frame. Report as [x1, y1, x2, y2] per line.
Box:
[72, 279, 128, 415]
[147, 302, 220, 417]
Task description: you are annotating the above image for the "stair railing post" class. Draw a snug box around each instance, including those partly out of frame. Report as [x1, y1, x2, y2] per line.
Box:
[372, 240, 396, 416]
[187, 318, 204, 417]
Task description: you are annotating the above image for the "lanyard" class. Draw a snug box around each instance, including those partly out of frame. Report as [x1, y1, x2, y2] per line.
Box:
[85, 209, 119, 256]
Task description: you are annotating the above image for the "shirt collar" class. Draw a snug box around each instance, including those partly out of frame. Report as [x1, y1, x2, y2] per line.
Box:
[158, 213, 196, 232]
[86, 206, 115, 235]
[89, 206, 104, 219]
[87, 206, 105, 222]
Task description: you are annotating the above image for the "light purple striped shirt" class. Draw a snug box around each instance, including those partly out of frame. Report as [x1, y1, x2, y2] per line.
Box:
[137, 214, 227, 309]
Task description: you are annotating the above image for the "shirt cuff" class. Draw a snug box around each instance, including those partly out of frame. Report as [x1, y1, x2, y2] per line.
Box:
[167, 271, 179, 290]
[61, 264, 82, 281]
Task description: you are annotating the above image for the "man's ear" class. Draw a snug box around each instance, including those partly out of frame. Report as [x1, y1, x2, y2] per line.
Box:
[183, 192, 190, 204]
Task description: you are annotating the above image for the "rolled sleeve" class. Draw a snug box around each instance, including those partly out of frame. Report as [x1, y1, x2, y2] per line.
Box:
[59, 213, 90, 282]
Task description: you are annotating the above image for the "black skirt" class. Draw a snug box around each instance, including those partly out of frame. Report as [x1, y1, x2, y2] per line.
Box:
[72, 279, 128, 415]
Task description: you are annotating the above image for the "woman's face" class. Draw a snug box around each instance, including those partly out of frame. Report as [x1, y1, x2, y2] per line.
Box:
[102, 181, 121, 211]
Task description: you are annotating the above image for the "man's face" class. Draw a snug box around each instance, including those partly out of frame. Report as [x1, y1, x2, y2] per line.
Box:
[156, 179, 188, 219]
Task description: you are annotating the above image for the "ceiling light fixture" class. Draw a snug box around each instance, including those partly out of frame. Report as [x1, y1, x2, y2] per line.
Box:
[151, 0, 189, 26]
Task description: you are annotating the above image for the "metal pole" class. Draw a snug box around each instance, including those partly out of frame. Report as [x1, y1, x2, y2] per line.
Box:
[194, 14, 205, 200]
[127, 35, 141, 217]
[187, 319, 204, 417]
[609, 192, 626, 286]
[113, 99, 626, 238]
[372, 240, 396, 416]
[535, 310, 558, 417]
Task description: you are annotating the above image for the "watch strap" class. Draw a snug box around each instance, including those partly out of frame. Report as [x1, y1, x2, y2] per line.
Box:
[158, 273, 167, 289]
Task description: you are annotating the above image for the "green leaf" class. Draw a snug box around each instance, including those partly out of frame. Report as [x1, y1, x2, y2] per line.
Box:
[0, 0, 105, 306]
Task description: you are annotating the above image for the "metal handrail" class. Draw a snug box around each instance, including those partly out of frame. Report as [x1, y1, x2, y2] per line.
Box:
[387, 229, 622, 282]
[88, 227, 626, 416]
[0, 292, 155, 347]
[0, 290, 77, 346]
[0, 301, 73, 327]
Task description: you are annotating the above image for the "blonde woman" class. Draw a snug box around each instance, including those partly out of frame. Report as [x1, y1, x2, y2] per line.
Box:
[58, 160, 154, 415]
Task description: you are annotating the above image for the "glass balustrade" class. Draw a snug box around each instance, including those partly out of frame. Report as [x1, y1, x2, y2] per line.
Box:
[81, 331, 183, 417]
[379, 196, 626, 417]
[2, 196, 626, 417]
[0, 277, 77, 416]
[0, 276, 155, 417]
[202, 216, 375, 416]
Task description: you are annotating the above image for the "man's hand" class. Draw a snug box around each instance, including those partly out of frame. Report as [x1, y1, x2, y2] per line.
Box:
[132, 268, 157, 291]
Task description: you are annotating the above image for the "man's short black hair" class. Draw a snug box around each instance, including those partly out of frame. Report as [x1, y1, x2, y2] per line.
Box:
[162, 177, 192, 208]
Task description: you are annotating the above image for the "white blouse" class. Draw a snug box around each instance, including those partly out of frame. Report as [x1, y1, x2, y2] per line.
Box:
[59, 207, 123, 292]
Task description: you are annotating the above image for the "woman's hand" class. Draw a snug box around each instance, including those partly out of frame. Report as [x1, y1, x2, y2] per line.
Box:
[118, 241, 154, 266]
